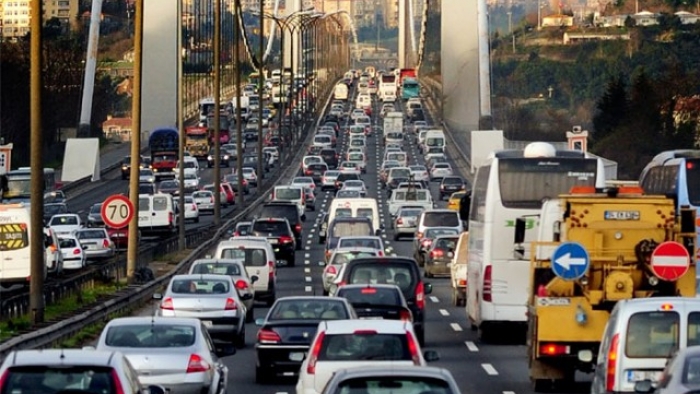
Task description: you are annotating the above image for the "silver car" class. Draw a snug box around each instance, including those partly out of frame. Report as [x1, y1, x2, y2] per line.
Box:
[322, 248, 382, 295]
[74, 228, 115, 260]
[95, 317, 234, 394]
[321, 366, 461, 394]
[635, 345, 700, 394]
[341, 180, 367, 197]
[188, 258, 258, 322]
[192, 190, 215, 214]
[158, 274, 247, 348]
[139, 168, 156, 183]
[393, 207, 425, 240]
[321, 170, 340, 191]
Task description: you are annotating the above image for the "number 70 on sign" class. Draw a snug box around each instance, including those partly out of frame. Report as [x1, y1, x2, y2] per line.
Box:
[100, 195, 135, 229]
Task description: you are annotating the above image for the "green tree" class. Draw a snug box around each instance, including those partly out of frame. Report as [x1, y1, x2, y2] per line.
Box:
[592, 73, 628, 145]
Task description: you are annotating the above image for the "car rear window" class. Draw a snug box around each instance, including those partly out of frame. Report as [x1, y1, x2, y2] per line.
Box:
[389, 168, 410, 178]
[425, 228, 460, 238]
[3, 366, 118, 394]
[337, 287, 401, 306]
[274, 188, 302, 200]
[434, 237, 458, 250]
[153, 196, 170, 211]
[260, 205, 299, 223]
[331, 251, 378, 265]
[423, 212, 460, 227]
[191, 262, 242, 275]
[335, 208, 352, 218]
[348, 264, 414, 291]
[105, 324, 196, 347]
[59, 238, 78, 248]
[331, 222, 372, 238]
[443, 177, 463, 185]
[171, 278, 230, 294]
[318, 333, 410, 361]
[76, 230, 106, 240]
[357, 208, 374, 219]
[253, 221, 288, 235]
[332, 377, 453, 394]
[219, 248, 267, 266]
[625, 311, 679, 358]
[268, 299, 349, 320]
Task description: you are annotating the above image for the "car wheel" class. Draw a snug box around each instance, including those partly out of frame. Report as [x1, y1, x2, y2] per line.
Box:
[233, 325, 245, 348]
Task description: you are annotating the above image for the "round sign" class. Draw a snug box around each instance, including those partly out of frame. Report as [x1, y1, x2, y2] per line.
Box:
[650, 241, 690, 282]
[100, 194, 135, 229]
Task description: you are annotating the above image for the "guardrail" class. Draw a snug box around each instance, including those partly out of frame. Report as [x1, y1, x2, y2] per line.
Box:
[0, 79, 338, 359]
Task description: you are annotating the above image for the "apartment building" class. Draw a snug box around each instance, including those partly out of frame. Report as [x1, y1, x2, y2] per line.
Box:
[1, 0, 78, 40]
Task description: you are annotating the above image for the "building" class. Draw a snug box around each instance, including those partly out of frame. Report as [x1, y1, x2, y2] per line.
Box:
[1, 0, 79, 40]
[102, 116, 132, 143]
[541, 14, 574, 27]
[383, 0, 398, 28]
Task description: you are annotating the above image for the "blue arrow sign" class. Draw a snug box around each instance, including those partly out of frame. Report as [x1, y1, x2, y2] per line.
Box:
[551, 242, 590, 280]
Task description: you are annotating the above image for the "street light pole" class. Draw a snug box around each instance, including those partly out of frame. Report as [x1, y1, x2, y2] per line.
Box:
[213, 0, 222, 226]
[257, 0, 264, 184]
[234, 0, 244, 207]
[177, 0, 186, 250]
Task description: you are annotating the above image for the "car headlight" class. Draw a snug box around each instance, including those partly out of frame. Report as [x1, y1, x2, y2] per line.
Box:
[224, 155, 230, 160]
[208, 155, 213, 160]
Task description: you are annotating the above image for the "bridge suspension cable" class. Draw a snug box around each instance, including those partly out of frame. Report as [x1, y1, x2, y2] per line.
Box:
[415, 0, 429, 72]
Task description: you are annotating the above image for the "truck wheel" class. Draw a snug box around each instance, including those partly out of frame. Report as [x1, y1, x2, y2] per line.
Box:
[452, 287, 459, 306]
[532, 379, 552, 393]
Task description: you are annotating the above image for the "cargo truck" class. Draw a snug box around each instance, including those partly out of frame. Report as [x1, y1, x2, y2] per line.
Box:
[185, 126, 209, 159]
[383, 111, 404, 139]
[149, 127, 179, 179]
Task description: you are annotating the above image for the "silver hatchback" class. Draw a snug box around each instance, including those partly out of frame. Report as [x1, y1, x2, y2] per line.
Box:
[74, 228, 115, 260]
[158, 274, 247, 348]
[392, 206, 425, 240]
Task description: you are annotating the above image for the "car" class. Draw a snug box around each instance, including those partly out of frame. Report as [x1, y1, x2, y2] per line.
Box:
[233, 221, 252, 236]
[634, 345, 700, 394]
[334, 189, 361, 199]
[409, 165, 430, 184]
[214, 237, 278, 306]
[329, 257, 433, 345]
[106, 226, 139, 250]
[321, 170, 341, 191]
[322, 248, 383, 295]
[338, 161, 361, 175]
[413, 227, 462, 267]
[139, 168, 156, 183]
[423, 234, 459, 278]
[295, 320, 439, 394]
[336, 236, 385, 253]
[158, 179, 180, 195]
[393, 206, 425, 240]
[249, 218, 297, 267]
[259, 202, 304, 248]
[174, 195, 200, 223]
[85, 203, 105, 227]
[188, 258, 257, 322]
[223, 173, 250, 195]
[157, 274, 247, 348]
[325, 217, 376, 261]
[304, 187, 316, 211]
[319, 149, 339, 169]
[207, 147, 231, 168]
[254, 296, 357, 382]
[0, 349, 165, 394]
[447, 191, 467, 211]
[335, 284, 413, 322]
[192, 190, 215, 214]
[58, 235, 86, 270]
[74, 228, 116, 260]
[305, 163, 328, 184]
[340, 180, 367, 197]
[334, 173, 361, 190]
[320, 366, 461, 394]
[44, 190, 67, 204]
[301, 156, 324, 174]
[94, 317, 234, 394]
[48, 213, 83, 236]
[44, 203, 69, 225]
[291, 177, 317, 195]
[121, 155, 144, 180]
[439, 176, 467, 200]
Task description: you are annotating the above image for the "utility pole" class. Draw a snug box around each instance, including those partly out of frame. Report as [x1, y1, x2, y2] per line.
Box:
[257, 2, 264, 182]
[234, 0, 244, 207]
[29, 0, 45, 325]
[177, 0, 186, 250]
[213, 0, 222, 226]
[126, 0, 143, 282]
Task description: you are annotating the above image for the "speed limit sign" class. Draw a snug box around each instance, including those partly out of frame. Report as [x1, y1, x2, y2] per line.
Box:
[101, 195, 135, 229]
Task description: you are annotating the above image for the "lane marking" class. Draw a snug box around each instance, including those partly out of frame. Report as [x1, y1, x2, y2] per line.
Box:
[465, 341, 479, 352]
[450, 323, 463, 332]
[304, 260, 310, 265]
[429, 296, 439, 303]
[304, 286, 312, 292]
[304, 268, 310, 273]
[305, 246, 310, 250]
[305, 277, 312, 283]
[481, 363, 499, 376]
[439, 309, 449, 316]
[305, 253, 310, 258]
[503, 392, 516, 394]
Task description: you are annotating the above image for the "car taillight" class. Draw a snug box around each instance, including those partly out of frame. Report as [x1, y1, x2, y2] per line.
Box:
[257, 328, 282, 344]
[169, 212, 174, 225]
[160, 297, 174, 310]
[307, 331, 326, 375]
[539, 343, 569, 356]
[416, 281, 425, 309]
[225, 297, 237, 310]
[606, 333, 619, 392]
[440, 185, 445, 190]
[430, 250, 444, 258]
[321, 177, 326, 183]
[397, 218, 403, 224]
[280, 235, 293, 244]
[186, 354, 211, 373]
[235, 280, 248, 290]
[483, 265, 492, 302]
[378, 250, 384, 257]
[458, 278, 467, 286]
[210, 197, 214, 203]
[102, 239, 110, 248]
[110, 369, 125, 394]
[73, 248, 81, 255]
[295, 224, 302, 233]
[406, 330, 421, 365]
[399, 309, 412, 322]
[325, 265, 337, 275]
[305, 170, 313, 175]
[416, 232, 424, 239]
[268, 260, 275, 279]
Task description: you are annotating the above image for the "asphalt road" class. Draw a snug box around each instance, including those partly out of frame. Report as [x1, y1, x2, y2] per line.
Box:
[122, 86, 594, 394]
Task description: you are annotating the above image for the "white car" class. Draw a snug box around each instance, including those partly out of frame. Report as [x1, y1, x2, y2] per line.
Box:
[429, 163, 454, 181]
[345, 147, 364, 161]
[241, 167, 259, 187]
[58, 235, 86, 270]
[340, 180, 367, 197]
[349, 109, 366, 121]
[409, 165, 430, 183]
[183, 170, 200, 191]
[295, 320, 438, 394]
[321, 247, 382, 294]
[291, 177, 317, 194]
[139, 168, 156, 183]
[175, 195, 199, 223]
[338, 162, 361, 175]
[192, 190, 215, 214]
[346, 152, 366, 173]
[48, 214, 83, 237]
[302, 155, 324, 173]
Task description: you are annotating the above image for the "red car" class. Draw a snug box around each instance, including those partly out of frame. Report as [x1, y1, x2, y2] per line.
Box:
[106, 226, 140, 250]
[220, 182, 236, 205]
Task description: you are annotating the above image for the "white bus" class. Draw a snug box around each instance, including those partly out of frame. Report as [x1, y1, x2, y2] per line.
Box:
[466, 142, 606, 340]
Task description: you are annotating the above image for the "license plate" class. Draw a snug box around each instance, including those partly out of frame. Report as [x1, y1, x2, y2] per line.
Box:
[268, 239, 278, 244]
[360, 316, 383, 320]
[626, 370, 661, 383]
[289, 352, 306, 362]
[202, 320, 213, 328]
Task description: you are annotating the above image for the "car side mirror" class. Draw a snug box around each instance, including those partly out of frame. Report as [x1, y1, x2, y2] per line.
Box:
[423, 350, 440, 362]
[250, 275, 259, 283]
[255, 318, 265, 326]
[152, 293, 163, 300]
[375, 229, 381, 236]
[633, 380, 653, 393]
[424, 283, 433, 294]
[82, 245, 89, 250]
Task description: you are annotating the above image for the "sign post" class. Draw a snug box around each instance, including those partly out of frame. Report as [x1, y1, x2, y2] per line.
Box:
[101, 194, 135, 229]
[650, 241, 690, 281]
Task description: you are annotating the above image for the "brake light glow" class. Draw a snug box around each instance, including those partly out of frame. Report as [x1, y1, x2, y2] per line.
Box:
[186, 354, 211, 373]
[257, 328, 282, 343]
[660, 303, 674, 311]
[102, 239, 110, 248]
[399, 309, 412, 321]
[235, 280, 248, 290]
[295, 224, 302, 233]
[360, 287, 377, 294]
[280, 235, 294, 244]
[483, 265, 492, 302]
[606, 334, 619, 392]
[325, 265, 337, 275]
[160, 297, 174, 310]
[397, 218, 403, 225]
[307, 331, 326, 374]
[539, 343, 569, 356]
[416, 281, 425, 309]
[268, 261, 275, 279]
[406, 331, 421, 365]
[111, 370, 125, 394]
[225, 298, 237, 310]
[430, 250, 444, 258]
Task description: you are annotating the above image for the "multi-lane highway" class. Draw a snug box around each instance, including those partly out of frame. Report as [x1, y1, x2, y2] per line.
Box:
[121, 82, 591, 394]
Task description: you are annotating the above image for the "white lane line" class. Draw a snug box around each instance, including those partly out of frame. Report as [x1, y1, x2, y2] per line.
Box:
[305, 277, 312, 283]
[439, 309, 449, 316]
[310, 229, 315, 233]
[305, 253, 310, 258]
[304, 260, 310, 265]
[304, 268, 310, 273]
[304, 286, 312, 292]
[503, 391, 515, 394]
[306, 240, 312, 244]
[305, 246, 310, 250]
[429, 296, 439, 303]
[450, 323, 463, 332]
[465, 341, 479, 352]
[481, 364, 499, 376]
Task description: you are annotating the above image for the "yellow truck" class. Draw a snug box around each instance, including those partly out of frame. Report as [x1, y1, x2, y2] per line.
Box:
[518, 186, 697, 391]
[185, 126, 209, 159]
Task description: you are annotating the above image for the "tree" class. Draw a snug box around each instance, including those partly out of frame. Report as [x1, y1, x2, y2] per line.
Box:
[592, 73, 628, 145]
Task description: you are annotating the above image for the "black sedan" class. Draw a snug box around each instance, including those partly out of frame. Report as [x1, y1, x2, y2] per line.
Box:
[254, 296, 357, 383]
[439, 176, 468, 200]
[335, 283, 413, 322]
[86, 203, 104, 227]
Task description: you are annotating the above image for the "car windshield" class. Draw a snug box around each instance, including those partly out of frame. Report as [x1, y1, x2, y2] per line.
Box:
[171, 278, 231, 294]
[219, 247, 267, 266]
[190, 262, 242, 276]
[268, 299, 348, 320]
[76, 230, 106, 240]
[332, 376, 453, 394]
[275, 188, 301, 200]
[2, 367, 119, 394]
[105, 324, 196, 348]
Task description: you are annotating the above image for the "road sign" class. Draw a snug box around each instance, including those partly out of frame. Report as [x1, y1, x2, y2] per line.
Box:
[101, 195, 135, 229]
[650, 241, 690, 281]
[551, 242, 590, 280]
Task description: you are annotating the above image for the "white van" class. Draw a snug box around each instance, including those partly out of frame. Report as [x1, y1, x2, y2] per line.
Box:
[422, 130, 446, 153]
[328, 198, 381, 234]
[213, 237, 277, 306]
[0, 204, 48, 286]
[271, 186, 305, 217]
[355, 94, 371, 109]
[381, 89, 397, 103]
[591, 297, 700, 394]
[387, 188, 434, 216]
[334, 83, 349, 101]
[450, 232, 469, 306]
[138, 193, 176, 235]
